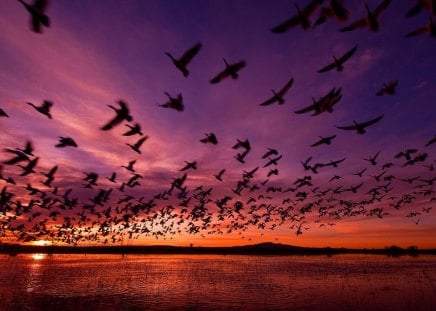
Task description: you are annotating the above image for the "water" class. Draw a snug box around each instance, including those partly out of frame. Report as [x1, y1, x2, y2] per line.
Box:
[0, 254, 435, 311]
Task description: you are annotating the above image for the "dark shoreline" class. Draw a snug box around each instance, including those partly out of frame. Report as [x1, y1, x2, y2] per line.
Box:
[1, 242, 435, 256]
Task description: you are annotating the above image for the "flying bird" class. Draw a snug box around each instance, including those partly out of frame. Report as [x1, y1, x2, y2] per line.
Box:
[0, 108, 9, 117]
[336, 115, 384, 134]
[210, 59, 246, 84]
[310, 135, 336, 147]
[159, 92, 184, 112]
[405, 17, 436, 37]
[363, 151, 381, 166]
[260, 78, 294, 106]
[261, 148, 279, 159]
[213, 169, 226, 181]
[294, 87, 342, 115]
[271, 0, 324, 32]
[317, 46, 357, 73]
[313, 0, 349, 27]
[123, 123, 143, 136]
[165, 42, 202, 77]
[376, 80, 398, 96]
[339, 0, 391, 32]
[26, 100, 53, 119]
[101, 100, 132, 130]
[200, 133, 218, 145]
[18, 0, 50, 33]
[424, 135, 436, 146]
[126, 136, 149, 154]
[180, 161, 197, 171]
[55, 137, 78, 148]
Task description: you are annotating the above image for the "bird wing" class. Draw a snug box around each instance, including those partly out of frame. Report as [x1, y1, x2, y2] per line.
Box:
[310, 139, 323, 147]
[179, 42, 202, 65]
[405, 26, 428, 37]
[210, 69, 230, 84]
[339, 18, 367, 32]
[317, 62, 336, 73]
[260, 96, 277, 106]
[277, 78, 294, 97]
[294, 102, 317, 114]
[405, 2, 423, 17]
[374, 0, 391, 18]
[336, 124, 357, 131]
[303, 0, 325, 16]
[229, 61, 246, 72]
[271, 15, 300, 33]
[360, 115, 384, 128]
[338, 45, 358, 63]
[101, 115, 122, 130]
[31, 16, 42, 33]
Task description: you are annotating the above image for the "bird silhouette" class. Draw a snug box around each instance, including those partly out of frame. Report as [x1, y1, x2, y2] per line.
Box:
[18, 157, 39, 176]
[26, 100, 53, 119]
[340, 0, 391, 32]
[0, 108, 9, 117]
[271, 0, 324, 32]
[101, 100, 132, 130]
[213, 169, 226, 181]
[425, 135, 436, 146]
[261, 148, 278, 159]
[200, 133, 218, 145]
[317, 46, 357, 73]
[210, 59, 246, 84]
[159, 92, 184, 112]
[310, 135, 336, 147]
[55, 137, 78, 148]
[260, 78, 294, 106]
[376, 80, 398, 96]
[313, 0, 349, 27]
[180, 161, 197, 171]
[363, 151, 381, 166]
[165, 42, 202, 77]
[126, 136, 149, 154]
[405, 17, 436, 37]
[336, 115, 383, 134]
[123, 123, 143, 136]
[18, 0, 50, 33]
[294, 87, 342, 115]
[122, 160, 136, 173]
[3, 149, 30, 165]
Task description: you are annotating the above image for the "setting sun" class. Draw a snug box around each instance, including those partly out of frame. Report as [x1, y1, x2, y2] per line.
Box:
[32, 240, 51, 246]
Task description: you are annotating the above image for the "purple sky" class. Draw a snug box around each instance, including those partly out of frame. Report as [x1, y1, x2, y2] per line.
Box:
[0, 0, 435, 247]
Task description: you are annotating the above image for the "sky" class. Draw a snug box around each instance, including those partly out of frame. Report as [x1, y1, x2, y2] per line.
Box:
[0, 0, 435, 248]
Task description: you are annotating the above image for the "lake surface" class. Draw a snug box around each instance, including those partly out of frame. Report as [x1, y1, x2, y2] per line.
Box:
[0, 254, 435, 310]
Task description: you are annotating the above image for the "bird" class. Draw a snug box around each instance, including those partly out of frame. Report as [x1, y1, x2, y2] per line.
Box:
[313, 0, 349, 27]
[263, 155, 283, 167]
[122, 160, 136, 173]
[210, 59, 246, 84]
[405, 0, 436, 18]
[0, 108, 9, 117]
[159, 93, 184, 112]
[18, 157, 39, 176]
[126, 136, 148, 154]
[213, 169, 226, 181]
[200, 133, 218, 145]
[123, 123, 143, 136]
[180, 161, 197, 171]
[294, 87, 342, 115]
[26, 100, 53, 119]
[425, 135, 436, 146]
[101, 100, 132, 130]
[17, 141, 34, 156]
[352, 168, 367, 177]
[165, 42, 202, 77]
[17, 0, 50, 33]
[363, 151, 381, 166]
[271, 0, 324, 32]
[3, 149, 30, 165]
[336, 115, 383, 134]
[317, 46, 357, 73]
[376, 80, 398, 96]
[260, 78, 294, 106]
[232, 139, 251, 151]
[310, 135, 336, 147]
[106, 172, 117, 183]
[55, 137, 78, 148]
[405, 17, 436, 37]
[340, 0, 391, 32]
[261, 148, 278, 159]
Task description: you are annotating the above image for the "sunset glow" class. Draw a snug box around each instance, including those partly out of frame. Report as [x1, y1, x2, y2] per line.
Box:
[0, 0, 435, 249]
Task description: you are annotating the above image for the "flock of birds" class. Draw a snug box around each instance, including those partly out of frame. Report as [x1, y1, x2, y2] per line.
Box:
[0, 0, 435, 245]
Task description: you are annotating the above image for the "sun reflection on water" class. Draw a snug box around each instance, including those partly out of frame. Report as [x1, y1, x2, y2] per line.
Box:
[31, 253, 46, 261]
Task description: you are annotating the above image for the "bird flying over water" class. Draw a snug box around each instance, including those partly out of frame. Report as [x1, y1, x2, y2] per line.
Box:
[340, 0, 391, 32]
[260, 78, 294, 106]
[317, 46, 357, 73]
[210, 59, 246, 84]
[18, 0, 50, 33]
[101, 100, 132, 130]
[165, 42, 202, 77]
[336, 115, 384, 134]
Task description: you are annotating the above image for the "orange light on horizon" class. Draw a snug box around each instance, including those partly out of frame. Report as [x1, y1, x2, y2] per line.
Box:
[32, 240, 52, 246]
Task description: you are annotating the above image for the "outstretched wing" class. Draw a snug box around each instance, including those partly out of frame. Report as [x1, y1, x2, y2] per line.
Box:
[405, 26, 428, 37]
[210, 69, 230, 84]
[336, 124, 357, 131]
[338, 45, 358, 63]
[271, 16, 300, 33]
[317, 61, 336, 73]
[294, 102, 317, 114]
[360, 115, 384, 128]
[179, 42, 202, 65]
[374, 0, 391, 18]
[33, 0, 49, 12]
[277, 78, 294, 97]
[339, 18, 367, 32]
